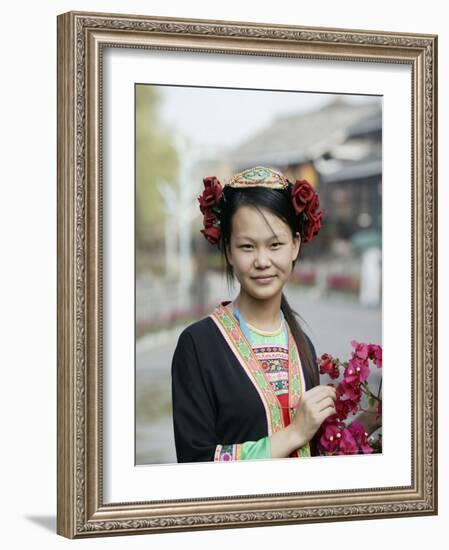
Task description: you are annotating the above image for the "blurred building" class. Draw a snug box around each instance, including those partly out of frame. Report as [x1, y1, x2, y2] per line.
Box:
[226, 97, 382, 258]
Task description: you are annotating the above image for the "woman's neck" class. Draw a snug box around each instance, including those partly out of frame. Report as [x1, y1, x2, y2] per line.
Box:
[232, 293, 282, 332]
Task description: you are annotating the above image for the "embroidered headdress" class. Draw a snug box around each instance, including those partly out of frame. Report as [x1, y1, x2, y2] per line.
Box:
[198, 166, 323, 246]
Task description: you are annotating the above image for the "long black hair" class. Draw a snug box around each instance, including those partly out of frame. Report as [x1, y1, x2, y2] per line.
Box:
[218, 185, 320, 389]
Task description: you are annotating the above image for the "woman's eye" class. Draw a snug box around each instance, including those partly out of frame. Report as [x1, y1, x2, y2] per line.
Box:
[240, 244, 253, 250]
[271, 242, 282, 248]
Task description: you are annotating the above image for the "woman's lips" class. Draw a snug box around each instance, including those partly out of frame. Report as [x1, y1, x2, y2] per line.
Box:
[251, 275, 276, 284]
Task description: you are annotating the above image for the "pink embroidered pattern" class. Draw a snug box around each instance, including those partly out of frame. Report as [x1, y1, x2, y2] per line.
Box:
[214, 444, 242, 461]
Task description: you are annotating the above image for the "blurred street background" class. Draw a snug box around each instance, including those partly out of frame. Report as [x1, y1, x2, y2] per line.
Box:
[135, 86, 382, 464]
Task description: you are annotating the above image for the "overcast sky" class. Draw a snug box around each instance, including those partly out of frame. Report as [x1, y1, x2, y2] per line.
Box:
[156, 84, 379, 152]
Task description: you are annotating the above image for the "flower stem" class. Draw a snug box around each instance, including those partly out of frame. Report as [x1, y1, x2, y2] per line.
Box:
[361, 382, 381, 402]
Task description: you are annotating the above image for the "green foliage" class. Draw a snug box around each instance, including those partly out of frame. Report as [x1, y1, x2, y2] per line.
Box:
[136, 85, 178, 255]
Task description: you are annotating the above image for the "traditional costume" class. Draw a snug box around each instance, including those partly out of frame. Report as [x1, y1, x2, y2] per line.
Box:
[171, 302, 319, 463]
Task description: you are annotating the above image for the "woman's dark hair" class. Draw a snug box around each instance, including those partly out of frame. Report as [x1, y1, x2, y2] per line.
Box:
[218, 186, 320, 389]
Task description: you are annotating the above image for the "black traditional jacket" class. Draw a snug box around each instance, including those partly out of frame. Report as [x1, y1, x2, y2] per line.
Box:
[171, 303, 319, 463]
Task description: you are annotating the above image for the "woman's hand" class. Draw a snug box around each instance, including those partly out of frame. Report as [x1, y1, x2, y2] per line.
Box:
[288, 385, 337, 449]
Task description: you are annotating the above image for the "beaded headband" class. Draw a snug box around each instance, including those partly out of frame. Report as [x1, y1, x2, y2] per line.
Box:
[198, 166, 323, 246]
[226, 166, 289, 189]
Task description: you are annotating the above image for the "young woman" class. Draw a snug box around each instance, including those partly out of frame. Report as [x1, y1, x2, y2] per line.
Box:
[171, 166, 339, 463]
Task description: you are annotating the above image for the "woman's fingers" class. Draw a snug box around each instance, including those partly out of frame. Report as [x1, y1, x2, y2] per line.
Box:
[305, 385, 336, 400]
[317, 405, 337, 424]
[305, 386, 336, 407]
[316, 396, 336, 412]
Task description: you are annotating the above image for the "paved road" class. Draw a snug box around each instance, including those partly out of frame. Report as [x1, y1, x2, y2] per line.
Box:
[136, 287, 382, 465]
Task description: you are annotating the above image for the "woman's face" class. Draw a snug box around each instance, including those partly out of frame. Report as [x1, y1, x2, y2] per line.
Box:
[226, 205, 300, 305]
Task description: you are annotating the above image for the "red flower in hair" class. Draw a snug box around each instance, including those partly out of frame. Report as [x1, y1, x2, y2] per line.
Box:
[201, 225, 221, 245]
[203, 209, 216, 228]
[303, 211, 323, 242]
[198, 176, 223, 213]
[198, 176, 224, 245]
[305, 193, 321, 222]
[290, 179, 323, 242]
[291, 179, 315, 214]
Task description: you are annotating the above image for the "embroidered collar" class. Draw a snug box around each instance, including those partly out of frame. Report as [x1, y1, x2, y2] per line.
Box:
[210, 304, 305, 433]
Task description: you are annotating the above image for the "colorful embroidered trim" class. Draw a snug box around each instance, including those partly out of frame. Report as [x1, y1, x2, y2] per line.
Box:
[211, 305, 284, 435]
[211, 304, 311, 458]
[214, 438, 271, 461]
[214, 444, 242, 461]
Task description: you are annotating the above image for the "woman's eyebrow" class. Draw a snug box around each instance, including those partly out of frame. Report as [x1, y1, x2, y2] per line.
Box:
[235, 233, 286, 242]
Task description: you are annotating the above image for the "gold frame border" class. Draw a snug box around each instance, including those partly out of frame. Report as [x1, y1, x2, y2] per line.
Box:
[57, 11, 438, 538]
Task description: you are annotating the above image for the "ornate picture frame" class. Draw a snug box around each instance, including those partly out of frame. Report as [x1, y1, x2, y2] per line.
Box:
[57, 11, 437, 538]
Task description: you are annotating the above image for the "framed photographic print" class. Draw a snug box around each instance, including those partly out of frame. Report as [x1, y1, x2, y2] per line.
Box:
[57, 11, 437, 538]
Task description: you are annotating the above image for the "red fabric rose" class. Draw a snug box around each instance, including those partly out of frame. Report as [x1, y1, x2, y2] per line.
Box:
[203, 209, 216, 228]
[291, 179, 315, 214]
[197, 176, 224, 246]
[201, 225, 221, 245]
[303, 211, 323, 242]
[305, 194, 321, 220]
[289, 180, 323, 242]
[198, 176, 223, 213]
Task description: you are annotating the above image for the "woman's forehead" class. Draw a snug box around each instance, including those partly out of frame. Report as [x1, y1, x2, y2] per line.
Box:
[231, 205, 289, 237]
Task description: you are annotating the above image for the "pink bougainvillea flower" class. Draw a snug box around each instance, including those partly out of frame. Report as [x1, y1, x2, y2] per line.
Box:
[347, 420, 365, 439]
[318, 353, 340, 380]
[347, 356, 370, 383]
[338, 428, 358, 454]
[348, 420, 373, 454]
[342, 364, 358, 384]
[316, 340, 382, 456]
[339, 379, 362, 402]
[319, 423, 342, 453]
[334, 399, 351, 421]
[351, 340, 369, 361]
[345, 398, 360, 415]
[368, 344, 383, 368]
[343, 359, 368, 385]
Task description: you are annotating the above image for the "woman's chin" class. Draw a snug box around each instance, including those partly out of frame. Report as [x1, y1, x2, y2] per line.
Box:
[244, 284, 283, 302]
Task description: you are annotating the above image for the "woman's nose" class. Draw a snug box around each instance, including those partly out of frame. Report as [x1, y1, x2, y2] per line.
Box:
[254, 248, 271, 268]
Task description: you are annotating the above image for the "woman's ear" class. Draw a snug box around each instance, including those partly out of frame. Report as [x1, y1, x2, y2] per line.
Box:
[292, 232, 301, 262]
